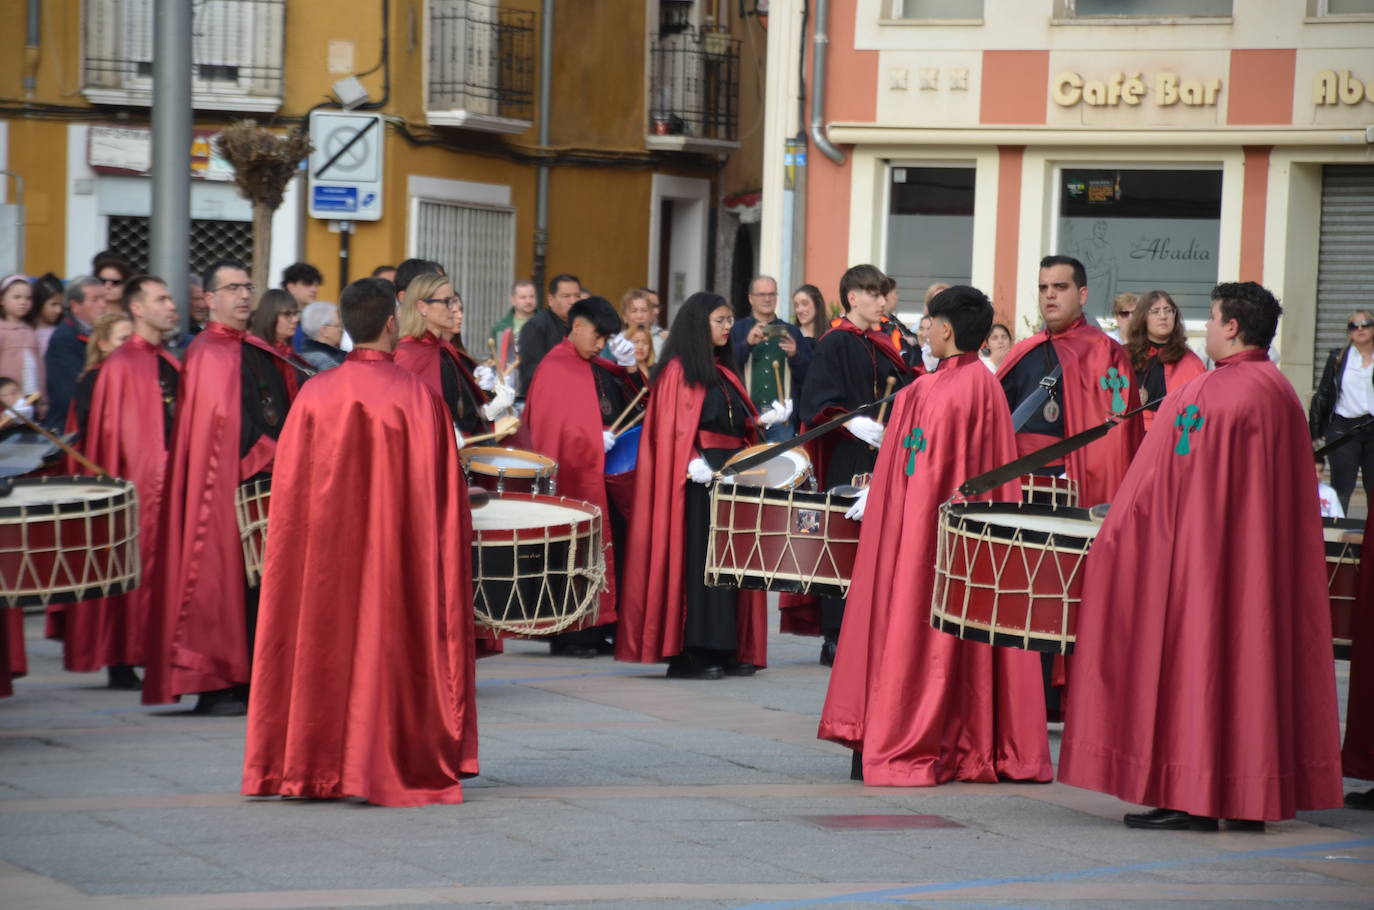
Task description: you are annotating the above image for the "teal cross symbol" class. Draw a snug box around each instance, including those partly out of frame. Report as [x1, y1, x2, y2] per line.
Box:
[1174, 405, 1204, 456]
[1099, 367, 1128, 414]
[903, 428, 927, 476]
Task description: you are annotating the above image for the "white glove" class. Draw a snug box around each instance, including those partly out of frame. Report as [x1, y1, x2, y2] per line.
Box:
[758, 399, 793, 428]
[6, 397, 34, 422]
[844, 487, 870, 521]
[687, 457, 714, 485]
[473, 364, 497, 391]
[603, 429, 617, 453]
[481, 382, 515, 422]
[454, 427, 465, 449]
[846, 415, 885, 448]
[608, 333, 637, 367]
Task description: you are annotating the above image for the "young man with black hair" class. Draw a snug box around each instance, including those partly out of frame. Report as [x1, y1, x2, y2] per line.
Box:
[523, 296, 641, 657]
[392, 259, 446, 306]
[281, 262, 323, 307]
[1060, 281, 1343, 831]
[516, 273, 582, 396]
[792, 264, 915, 664]
[243, 276, 479, 806]
[820, 285, 1050, 786]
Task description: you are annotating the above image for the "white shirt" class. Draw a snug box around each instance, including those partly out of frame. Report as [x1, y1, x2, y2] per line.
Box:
[1335, 348, 1374, 418]
[1318, 482, 1344, 519]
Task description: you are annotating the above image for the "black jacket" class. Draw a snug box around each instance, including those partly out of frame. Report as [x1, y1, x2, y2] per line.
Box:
[1309, 345, 1374, 439]
[516, 307, 570, 396]
[43, 316, 88, 431]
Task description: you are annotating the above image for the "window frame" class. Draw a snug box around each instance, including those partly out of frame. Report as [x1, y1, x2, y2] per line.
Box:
[1050, 0, 1233, 26]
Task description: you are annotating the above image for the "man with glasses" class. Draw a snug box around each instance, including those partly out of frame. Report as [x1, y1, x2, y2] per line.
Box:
[730, 275, 809, 442]
[145, 259, 296, 717]
[43, 275, 106, 430]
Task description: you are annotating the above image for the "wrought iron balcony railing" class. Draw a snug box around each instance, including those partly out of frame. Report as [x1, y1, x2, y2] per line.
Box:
[648, 27, 740, 149]
[82, 0, 285, 112]
[428, 0, 536, 133]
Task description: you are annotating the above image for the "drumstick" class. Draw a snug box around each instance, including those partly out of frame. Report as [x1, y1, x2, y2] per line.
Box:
[460, 415, 521, 447]
[0, 392, 41, 430]
[2, 403, 110, 478]
[609, 387, 648, 434]
[875, 376, 898, 425]
[771, 360, 784, 403]
[485, 338, 499, 369]
[616, 410, 646, 434]
[502, 356, 520, 380]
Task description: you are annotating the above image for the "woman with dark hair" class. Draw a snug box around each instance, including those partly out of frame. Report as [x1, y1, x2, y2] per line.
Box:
[981, 323, 1013, 373]
[1126, 290, 1206, 431]
[1310, 307, 1374, 513]
[249, 288, 304, 398]
[616, 292, 769, 680]
[791, 284, 827, 343]
[26, 273, 65, 358]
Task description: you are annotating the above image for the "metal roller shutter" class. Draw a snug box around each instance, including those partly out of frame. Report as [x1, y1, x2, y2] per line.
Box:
[412, 199, 516, 356]
[1314, 166, 1374, 368]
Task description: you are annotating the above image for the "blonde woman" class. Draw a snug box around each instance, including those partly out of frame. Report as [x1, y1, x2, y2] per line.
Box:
[68, 311, 133, 439]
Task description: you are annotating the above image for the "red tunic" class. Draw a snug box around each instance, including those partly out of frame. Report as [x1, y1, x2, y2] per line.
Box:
[522, 340, 623, 626]
[394, 332, 491, 433]
[1059, 349, 1344, 820]
[615, 360, 768, 667]
[997, 315, 1142, 507]
[1342, 509, 1374, 782]
[818, 352, 1052, 785]
[242, 350, 478, 806]
[143, 323, 288, 705]
[49, 335, 179, 672]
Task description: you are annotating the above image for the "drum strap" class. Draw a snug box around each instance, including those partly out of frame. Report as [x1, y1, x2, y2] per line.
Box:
[698, 430, 748, 450]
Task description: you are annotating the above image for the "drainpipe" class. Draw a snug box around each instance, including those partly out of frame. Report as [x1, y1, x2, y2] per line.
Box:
[533, 0, 554, 296]
[809, 0, 845, 166]
[23, 0, 40, 99]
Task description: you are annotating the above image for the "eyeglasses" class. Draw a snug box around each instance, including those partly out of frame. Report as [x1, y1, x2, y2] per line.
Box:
[1148, 307, 1175, 317]
[750, 291, 778, 300]
[1114, 309, 1134, 318]
[709, 316, 735, 327]
[99, 277, 123, 287]
[280, 309, 301, 319]
[422, 296, 461, 307]
[1350, 321, 1374, 330]
[212, 283, 255, 295]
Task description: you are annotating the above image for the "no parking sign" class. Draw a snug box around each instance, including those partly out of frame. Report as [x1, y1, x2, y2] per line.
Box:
[307, 111, 384, 221]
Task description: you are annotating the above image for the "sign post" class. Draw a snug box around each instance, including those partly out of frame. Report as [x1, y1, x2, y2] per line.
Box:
[308, 111, 383, 288]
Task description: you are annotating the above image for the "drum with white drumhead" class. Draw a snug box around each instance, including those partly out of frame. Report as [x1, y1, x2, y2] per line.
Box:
[461, 447, 558, 495]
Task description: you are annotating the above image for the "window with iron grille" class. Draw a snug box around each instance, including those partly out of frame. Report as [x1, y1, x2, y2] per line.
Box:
[411, 199, 516, 355]
[649, 27, 740, 145]
[427, 0, 535, 131]
[107, 215, 255, 278]
[83, 0, 285, 111]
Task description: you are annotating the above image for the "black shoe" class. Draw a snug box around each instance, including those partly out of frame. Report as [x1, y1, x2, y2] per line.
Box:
[723, 661, 757, 677]
[106, 665, 141, 690]
[1345, 788, 1374, 811]
[850, 751, 864, 782]
[820, 638, 837, 667]
[665, 656, 724, 680]
[1223, 818, 1265, 831]
[1123, 808, 1218, 831]
[593, 638, 616, 655]
[549, 642, 597, 659]
[194, 689, 247, 717]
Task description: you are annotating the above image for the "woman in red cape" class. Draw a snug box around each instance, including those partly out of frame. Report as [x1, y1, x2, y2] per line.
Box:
[1125, 290, 1207, 433]
[819, 286, 1050, 786]
[243, 279, 478, 806]
[615, 292, 767, 679]
[1060, 284, 1343, 827]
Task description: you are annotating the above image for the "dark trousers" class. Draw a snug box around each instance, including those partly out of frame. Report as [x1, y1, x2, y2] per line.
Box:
[1327, 414, 1374, 512]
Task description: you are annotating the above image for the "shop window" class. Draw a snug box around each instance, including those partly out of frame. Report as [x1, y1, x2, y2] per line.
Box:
[411, 199, 516, 353]
[889, 0, 984, 19]
[1059, 0, 1231, 18]
[885, 166, 976, 307]
[1310, 0, 1374, 14]
[1054, 168, 1222, 322]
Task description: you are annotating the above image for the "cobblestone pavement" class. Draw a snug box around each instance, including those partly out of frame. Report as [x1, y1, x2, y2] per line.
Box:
[2, 609, 1372, 910]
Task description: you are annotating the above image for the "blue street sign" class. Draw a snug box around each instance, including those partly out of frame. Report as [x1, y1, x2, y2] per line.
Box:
[312, 185, 358, 213]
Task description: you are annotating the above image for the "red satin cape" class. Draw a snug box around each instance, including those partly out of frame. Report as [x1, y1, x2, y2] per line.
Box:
[615, 360, 767, 666]
[49, 335, 180, 671]
[242, 350, 477, 806]
[394, 332, 491, 431]
[1141, 349, 1208, 433]
[522, 340, 618, 626]
[996, 316, 1142, 507]
[1343, 509, 1374, 781]
[1059, 349, 1344, 819]
[144, 322, 287, 704]
[818, 352, 1052, 785]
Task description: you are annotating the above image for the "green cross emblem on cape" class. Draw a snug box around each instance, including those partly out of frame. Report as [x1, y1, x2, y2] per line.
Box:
[1099, 367, 1128, 414]
[903, 428, 927, 476]
[1174, 404, 1204, 456]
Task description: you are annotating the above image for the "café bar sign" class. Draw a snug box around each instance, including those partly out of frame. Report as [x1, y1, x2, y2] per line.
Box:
[1313, 70, 1374, 105]
[1053, 71, 1222, 108]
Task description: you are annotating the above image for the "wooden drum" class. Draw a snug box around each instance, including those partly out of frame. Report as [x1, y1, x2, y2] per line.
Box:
[0, 476, 141, 607]
[1019, 474, 1079, 509]
[235, 478, 271, 587]
[461, 447, 557, 496]
[1325, 517, 1361, 660]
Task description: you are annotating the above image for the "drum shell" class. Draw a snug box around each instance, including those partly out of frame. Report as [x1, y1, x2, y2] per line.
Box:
[930, 502, 1098, 655]
[604, 425, 641, 477]
[1019, 474, 1079, 508]
[471, 493, 604, 636]
[235, 479, 272, 588]
[0, 475, 141, 607]
[706, 485, 860, 599]
[461, 447, 557, 496]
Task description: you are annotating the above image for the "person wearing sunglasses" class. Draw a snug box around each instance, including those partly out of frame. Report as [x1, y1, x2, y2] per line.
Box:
[92, 251, 133, 310]
[1308, 309, 1374, 513]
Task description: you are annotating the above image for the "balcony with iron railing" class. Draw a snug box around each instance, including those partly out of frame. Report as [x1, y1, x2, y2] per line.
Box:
[427, 0, 536, 134]
[82, 0, 285, 112]
[647, 26, 740, 152]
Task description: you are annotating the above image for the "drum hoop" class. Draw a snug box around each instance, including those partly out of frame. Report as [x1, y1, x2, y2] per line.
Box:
[470, 492, 602, 542]
[0, 474, 135, 519]
[1322, 517, 1363, 563]
[712, 484, 855, 513]
[944, 502, 1096, 551]
[461, 447, 557, 479]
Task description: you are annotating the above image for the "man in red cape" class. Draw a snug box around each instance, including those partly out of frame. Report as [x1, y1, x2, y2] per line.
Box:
[1059, 282, 1344, 830]
[616, 294, 768, 676]
[143, 260, 295, 715]
[819, 285, 1051, 786]
[787, 265, 915, 661]
[51, 276, 180, 689]
[523, 297, 639, 657]
[1341, 509, 1374, 810]
[242, 278, 478, 807]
